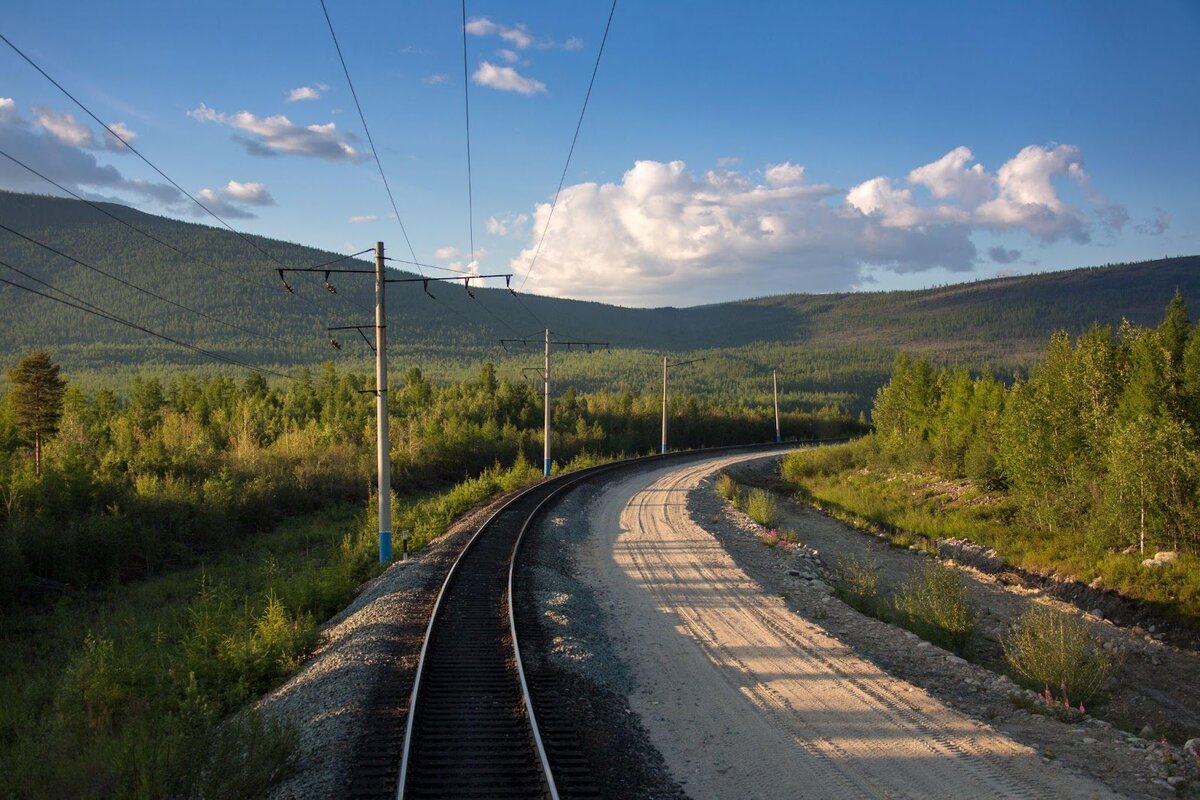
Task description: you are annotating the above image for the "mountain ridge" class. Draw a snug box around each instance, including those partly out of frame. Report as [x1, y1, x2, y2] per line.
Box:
[0, 189, 1195, 410]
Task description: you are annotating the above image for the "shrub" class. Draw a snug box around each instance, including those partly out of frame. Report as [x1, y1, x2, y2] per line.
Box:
[833, 553, 882, 614]
[745, 488, 778, 527]
[759, 529, 780, 547]
[715, 472, 739, 504]
[893, 562, 979, 654]
[1002, 604, 1115, 706]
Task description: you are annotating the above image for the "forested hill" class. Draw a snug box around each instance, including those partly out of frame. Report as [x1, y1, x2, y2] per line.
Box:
[0, 189, 1196, 406]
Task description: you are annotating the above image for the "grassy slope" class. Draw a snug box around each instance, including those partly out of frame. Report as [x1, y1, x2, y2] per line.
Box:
[781, 441, 1200, 629]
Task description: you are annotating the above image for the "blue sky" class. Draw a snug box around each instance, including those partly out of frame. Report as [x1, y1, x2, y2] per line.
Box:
[1, 0, 1196, 307]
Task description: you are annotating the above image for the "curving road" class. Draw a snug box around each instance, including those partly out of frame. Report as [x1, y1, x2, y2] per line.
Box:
[580, 452, 1121, 799]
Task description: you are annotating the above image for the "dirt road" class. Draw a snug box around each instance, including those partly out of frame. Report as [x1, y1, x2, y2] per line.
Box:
[580, 452, 1120, 799]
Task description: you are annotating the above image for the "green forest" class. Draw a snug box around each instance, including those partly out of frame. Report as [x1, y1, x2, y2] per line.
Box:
[784, 293, 1200, 625]
[2, 190, 1198, 416]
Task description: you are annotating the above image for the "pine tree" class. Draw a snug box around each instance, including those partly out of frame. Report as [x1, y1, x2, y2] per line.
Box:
[6, 351, 67, 476]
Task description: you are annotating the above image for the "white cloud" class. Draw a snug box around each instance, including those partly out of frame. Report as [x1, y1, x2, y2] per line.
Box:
[764, 162, 806, 187]
[465, 17, 533, 49]
[103, 121, 138, 151]
[223, 180, 274, 205]
[435, 245, 462, 260]
[0, 101, 180, 208]
[348, 214, 377, 224]
[486, 213, 529, 237]
[511, 145, 1127, 305]
[33, 107, 93, 147]
[974, 144, 1100, 242]
[497, 49, 520, 64]
[286, 86, 322, 102]
[717, 156, 741, 167]
[424, 73, 450, 85]
[472, 62, 546, 95]
[188, 103, 363, 160]
[907, 146, 992, 205]
[196, 187, 255, 219]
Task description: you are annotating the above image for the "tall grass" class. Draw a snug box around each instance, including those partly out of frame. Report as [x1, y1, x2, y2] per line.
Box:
[0, 457, 547, 798]
[782, 441, 1200, 629]
[745, 488, 779, 527]
[1002, 605, 1115, 706]
[892, 562, 979, 655]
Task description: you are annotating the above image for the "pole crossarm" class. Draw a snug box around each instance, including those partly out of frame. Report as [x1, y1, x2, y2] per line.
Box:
[501, 338, 609, 350]
[665, 355, 707, 368]
[327, 325, 376, 353]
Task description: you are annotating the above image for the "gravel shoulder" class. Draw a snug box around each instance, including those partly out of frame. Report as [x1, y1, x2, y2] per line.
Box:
[258, 493, 519, 800]
[730, 458, 1200, 746]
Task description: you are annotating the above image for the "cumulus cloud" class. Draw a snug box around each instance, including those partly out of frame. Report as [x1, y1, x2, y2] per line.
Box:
[188, 103, 363, 160]
[424, 73, 450, 85]
[222, 180, 274, 205]
[0, 99, 180, 208]
[717, 156, 741, 167]
[434, 245, 462, 260]
[465, 17, 533, 49]
[472, 62, 546, 95]
[511, 145, 1129, 305]
[764, 162, 806, 187]
[907, 146, 992, 205]
[348, 214, 377, 224]
[30, 107, 138, 153]
[497, 49, 520, 64]
[196, 187, 256, 219]
[33, 107, 92, 147]
[486, 213, 529, 237]
[286, 84, 328, 102]
[974, 144, 1097, 242]
[988, 246, 1022, 264]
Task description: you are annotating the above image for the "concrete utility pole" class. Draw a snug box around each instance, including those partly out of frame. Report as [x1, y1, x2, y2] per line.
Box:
[660, 355, 705, 455]
[661, 355, 669, 455]
[773, 368, 782, 443]
[544, 328, 551, 477]
[501, 330, 608, 478]
[279, 244, 511, 564]
[375, 242, 392, 563]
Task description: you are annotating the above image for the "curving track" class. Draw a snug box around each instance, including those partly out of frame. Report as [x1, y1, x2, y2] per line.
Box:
[393, 444, 796, 800]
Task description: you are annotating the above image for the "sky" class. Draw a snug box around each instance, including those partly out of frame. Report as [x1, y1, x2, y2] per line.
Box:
[1, 0, 1197, 308]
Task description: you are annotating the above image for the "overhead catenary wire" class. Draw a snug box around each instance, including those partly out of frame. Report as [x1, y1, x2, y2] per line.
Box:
[319, 0, 422, 274]
[0, 31, 371, 318]
[0, 221, 290, 346]
[0, 262, 292, 380]
[517, 0, 617, 293]
[461, 0, 477, 275]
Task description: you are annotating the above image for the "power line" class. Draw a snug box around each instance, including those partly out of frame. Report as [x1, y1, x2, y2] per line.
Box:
[0, 222, 288, 345]
[0, 31, 370, 319]
[517, 0, 617, 292]
[319, 0, 422, 274]
[0, 261, 291, 379]
[0, 147, 285, 297]
[461, 0, 476, 276]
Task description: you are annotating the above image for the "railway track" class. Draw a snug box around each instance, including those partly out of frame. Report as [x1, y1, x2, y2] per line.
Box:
[390, 442, 805, 800]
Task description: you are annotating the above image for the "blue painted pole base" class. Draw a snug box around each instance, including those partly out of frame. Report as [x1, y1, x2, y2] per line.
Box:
[543, 458, 552, 477]
[776, 434, 782, 443]
[379, 530, 393, 564]
[661, 444, 667, 455]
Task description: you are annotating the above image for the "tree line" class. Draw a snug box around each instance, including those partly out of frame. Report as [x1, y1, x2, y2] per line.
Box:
[0, 357, 858, 607]
[872, 292, 1200, 556]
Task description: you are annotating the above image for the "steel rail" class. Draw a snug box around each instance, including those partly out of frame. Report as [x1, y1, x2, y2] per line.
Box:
[395, 438, 838, 799]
